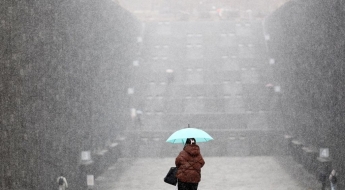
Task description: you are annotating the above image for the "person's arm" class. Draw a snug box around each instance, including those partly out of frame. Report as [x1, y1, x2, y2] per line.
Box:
[200, 156, 205, 168]
[64, 178, 68, 188]
[175, 156, 180, 168]
[175, 152, 183, 168]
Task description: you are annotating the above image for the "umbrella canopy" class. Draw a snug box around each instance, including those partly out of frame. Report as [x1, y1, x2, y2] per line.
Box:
[166, 128, 214, 144]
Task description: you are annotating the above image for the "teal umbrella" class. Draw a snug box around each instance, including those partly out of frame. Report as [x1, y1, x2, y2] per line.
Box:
[166, 127, 214, 144]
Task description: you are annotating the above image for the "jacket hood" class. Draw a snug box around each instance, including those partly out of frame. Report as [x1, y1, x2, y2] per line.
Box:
[184, 144, 200, 156]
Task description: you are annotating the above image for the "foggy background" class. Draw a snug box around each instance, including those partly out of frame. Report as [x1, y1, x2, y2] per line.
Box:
[1, 0, 345, 189]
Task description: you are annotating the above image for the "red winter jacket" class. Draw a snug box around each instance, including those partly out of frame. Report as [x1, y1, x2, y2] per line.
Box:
[175, 144, 205, 183]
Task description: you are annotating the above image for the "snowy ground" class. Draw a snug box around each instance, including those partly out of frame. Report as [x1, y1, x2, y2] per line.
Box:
[94, 156, 321, 190]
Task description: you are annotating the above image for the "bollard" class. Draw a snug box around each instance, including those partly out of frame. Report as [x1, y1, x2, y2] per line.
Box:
[283, 135, 293, 155]
[291, 139, 303, 164]
[94, 150, 108, 177]
[79, 160, 94, 190]
[109, 142, 119, 164]
[316, 157, 332, 187]
[301, 146, 318, 173]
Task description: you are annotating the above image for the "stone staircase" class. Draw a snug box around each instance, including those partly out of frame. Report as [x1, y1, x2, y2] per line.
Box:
[127, 20, 282, 157]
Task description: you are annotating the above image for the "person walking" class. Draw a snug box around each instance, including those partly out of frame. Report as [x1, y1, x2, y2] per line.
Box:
[175, 138, 205, 190]
[329, 169, 337, 190]
[57, 173, 68, 190]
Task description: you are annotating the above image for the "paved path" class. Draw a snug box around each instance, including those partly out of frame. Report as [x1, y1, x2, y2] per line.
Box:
[94, 156, 321, 190]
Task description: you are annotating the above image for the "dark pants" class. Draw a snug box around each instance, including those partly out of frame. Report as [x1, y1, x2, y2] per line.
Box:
[178, 181, 198, 190]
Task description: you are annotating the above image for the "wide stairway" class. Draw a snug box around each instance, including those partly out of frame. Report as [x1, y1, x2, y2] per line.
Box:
[126, 20, 283, 157]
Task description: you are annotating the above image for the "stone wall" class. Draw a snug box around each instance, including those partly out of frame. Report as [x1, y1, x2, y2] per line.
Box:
[264, 0, 345, 187]
[0, 1, 140, 189]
